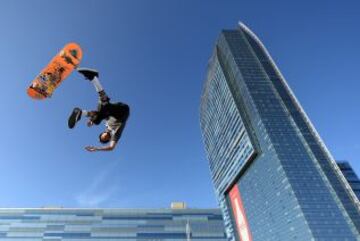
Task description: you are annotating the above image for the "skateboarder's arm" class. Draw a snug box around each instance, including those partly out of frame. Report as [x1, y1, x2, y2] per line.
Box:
[85, 123, 122, 152]
[85, 141, 116, 152]
[89, 111, 104, 125]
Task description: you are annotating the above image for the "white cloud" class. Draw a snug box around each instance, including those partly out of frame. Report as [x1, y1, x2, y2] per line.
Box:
[75, 161, 120, 207]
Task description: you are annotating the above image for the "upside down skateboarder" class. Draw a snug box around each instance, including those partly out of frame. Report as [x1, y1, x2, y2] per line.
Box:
[68, 68, 130, 152]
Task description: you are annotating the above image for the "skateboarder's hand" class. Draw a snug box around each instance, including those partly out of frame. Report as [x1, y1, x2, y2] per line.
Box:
[85, 146, 97, 152]
[87, 120, 94, 127]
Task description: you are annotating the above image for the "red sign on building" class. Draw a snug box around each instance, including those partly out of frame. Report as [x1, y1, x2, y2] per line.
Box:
[229, 185, 252, 241]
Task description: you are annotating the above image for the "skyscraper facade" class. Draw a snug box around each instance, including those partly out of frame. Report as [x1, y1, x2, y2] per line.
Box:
[338, 161, 360, 200]
[0, 207, 226, 240]
[200, 23, 360, 241]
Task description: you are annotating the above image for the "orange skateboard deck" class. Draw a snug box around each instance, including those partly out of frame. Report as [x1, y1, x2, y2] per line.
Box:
[27, 43, 83, 100]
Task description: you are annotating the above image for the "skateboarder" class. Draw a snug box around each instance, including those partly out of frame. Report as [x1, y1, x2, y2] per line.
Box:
[68, 68, 130, 152]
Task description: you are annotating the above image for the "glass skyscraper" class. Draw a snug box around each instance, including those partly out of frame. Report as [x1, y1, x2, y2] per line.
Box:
[338, 161, 360, 200]
[200, 22, 360, 241]
[0, 207, 226, 240]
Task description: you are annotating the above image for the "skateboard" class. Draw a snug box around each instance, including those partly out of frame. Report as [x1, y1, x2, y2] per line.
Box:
[27, 43, 83, 100]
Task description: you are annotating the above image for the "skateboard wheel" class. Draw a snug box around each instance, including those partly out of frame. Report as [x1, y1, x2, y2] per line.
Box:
[70, 49, 78, 58]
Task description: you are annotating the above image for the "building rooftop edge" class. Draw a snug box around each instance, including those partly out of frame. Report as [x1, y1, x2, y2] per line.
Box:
[0, 207, 221, 211]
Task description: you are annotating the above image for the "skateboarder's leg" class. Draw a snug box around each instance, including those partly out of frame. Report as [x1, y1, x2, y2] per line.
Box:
[91, 76, 104, 93]
[68, 108, 95, 129]
[93, 77, 110, 103]
[68, 107, 82, 129]
[91, 76, 110, 103]
[77, 68, 110, 103]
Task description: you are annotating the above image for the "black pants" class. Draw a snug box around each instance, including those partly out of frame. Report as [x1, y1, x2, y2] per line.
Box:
[91, 102, 130, 125]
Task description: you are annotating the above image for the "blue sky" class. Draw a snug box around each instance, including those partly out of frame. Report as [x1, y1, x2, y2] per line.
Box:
[0, 0, 359, 208]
